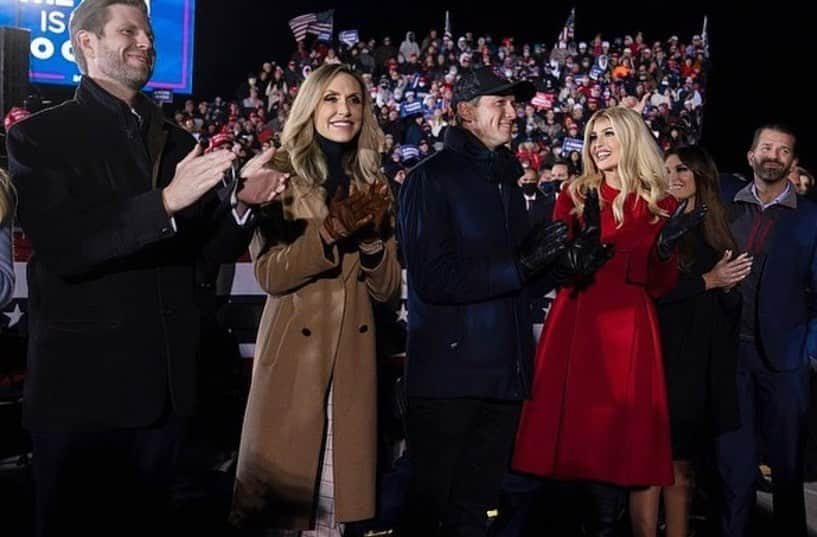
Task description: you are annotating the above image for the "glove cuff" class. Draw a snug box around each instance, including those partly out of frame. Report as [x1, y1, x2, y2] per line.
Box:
[656, 241, 673, 262]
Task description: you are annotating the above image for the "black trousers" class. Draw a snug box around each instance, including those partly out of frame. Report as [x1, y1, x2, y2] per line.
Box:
[803, 369, 817, 479]
[402, 397, 521, 537]
[30, 411, 186, 537]
[716, 341, 809, 537]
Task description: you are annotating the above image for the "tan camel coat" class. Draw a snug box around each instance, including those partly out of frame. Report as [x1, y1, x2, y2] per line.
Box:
[231, 156, 401, 530]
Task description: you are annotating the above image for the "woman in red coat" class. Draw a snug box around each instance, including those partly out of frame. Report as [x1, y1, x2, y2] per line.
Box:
[513, 106, 705, 533]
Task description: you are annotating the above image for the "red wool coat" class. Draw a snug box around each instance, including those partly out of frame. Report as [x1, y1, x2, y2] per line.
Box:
[513, 181, 678, 486]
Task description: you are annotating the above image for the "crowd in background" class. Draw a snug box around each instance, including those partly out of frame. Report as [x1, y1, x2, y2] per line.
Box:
[169, 27, 738, 196]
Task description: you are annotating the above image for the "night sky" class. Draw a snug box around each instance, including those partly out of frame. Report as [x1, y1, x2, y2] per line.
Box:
[32, 1, 811, 172]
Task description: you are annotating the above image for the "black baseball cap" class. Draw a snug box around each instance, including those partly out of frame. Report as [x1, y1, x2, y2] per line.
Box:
[452, 67, 536, 109]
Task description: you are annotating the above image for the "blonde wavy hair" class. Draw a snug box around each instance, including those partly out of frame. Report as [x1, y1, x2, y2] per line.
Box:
[569, 106, 669, 226]
[280, 64, 384, 188]
[0, 169, 15, 224]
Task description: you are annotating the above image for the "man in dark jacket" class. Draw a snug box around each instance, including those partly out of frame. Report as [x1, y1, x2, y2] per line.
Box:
[398, 68, 568, 536]
[284, 59, 304, 88]
[717, 125, 817, 537]
[5, 1, 286, 535]
[374, 36, 398, 76]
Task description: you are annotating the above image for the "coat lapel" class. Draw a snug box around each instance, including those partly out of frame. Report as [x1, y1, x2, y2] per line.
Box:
[147, 118, 169, 189]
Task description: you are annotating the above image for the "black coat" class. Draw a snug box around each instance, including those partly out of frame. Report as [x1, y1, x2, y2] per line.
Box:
[398, 126, 554, 400]
[6, 77, 253, 431]
[655, 229, 740, 457]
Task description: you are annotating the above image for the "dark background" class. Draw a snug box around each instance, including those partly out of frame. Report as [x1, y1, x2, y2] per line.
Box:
[31, 1, 813, 172]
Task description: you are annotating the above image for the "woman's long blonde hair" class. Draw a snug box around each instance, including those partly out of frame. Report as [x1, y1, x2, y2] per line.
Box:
[569, 106, 668, 226]
[0, 169, 15, 224]
[281, 64, 384, 188]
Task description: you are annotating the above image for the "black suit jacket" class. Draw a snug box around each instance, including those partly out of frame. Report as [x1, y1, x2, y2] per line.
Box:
[6, 77, 253, 431]
[523, 191, 554, 228]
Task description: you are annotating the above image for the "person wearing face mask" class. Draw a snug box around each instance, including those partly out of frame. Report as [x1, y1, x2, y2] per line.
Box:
[518, 167, 553, 227]
[716, 124, 817, 537]
[513, 107, 705, 536]
[231, 64, 401, 536]
[629, 146, 749, 537]
[549, 160, 571, 194]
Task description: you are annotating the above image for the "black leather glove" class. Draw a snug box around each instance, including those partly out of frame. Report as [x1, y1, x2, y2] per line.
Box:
[656, 200, 707, 261]
[518, 220, 569, 280]
[551, 227, 614, 285]
[551, 189, 614, 284]
[582, 188, 602, 234]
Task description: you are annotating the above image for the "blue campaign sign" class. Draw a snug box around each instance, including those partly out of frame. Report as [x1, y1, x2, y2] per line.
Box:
[563, 137, 584, 154]
[0, 0, 195, 94]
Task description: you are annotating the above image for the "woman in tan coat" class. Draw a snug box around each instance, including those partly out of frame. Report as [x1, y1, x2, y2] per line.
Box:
[231, 64, 401, 535]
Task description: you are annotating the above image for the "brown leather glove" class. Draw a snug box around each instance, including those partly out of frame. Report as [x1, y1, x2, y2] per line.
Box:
[321, 186, 374, 243]
[360, 181, 392, 238]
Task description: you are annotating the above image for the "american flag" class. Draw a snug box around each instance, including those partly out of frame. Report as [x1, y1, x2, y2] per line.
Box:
[558, 7, 575, 44]
[701, 15, 710, 58]
[288, 10, 334, 43]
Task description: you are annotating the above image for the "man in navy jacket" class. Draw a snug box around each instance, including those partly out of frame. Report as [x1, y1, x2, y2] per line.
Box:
[398, 68, 568, 536]
[717, 124, 817, 537]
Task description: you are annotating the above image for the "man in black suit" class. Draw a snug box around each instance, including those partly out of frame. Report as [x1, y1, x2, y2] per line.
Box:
[518, 167, 553, 228]
[5, 1, 285, 535]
